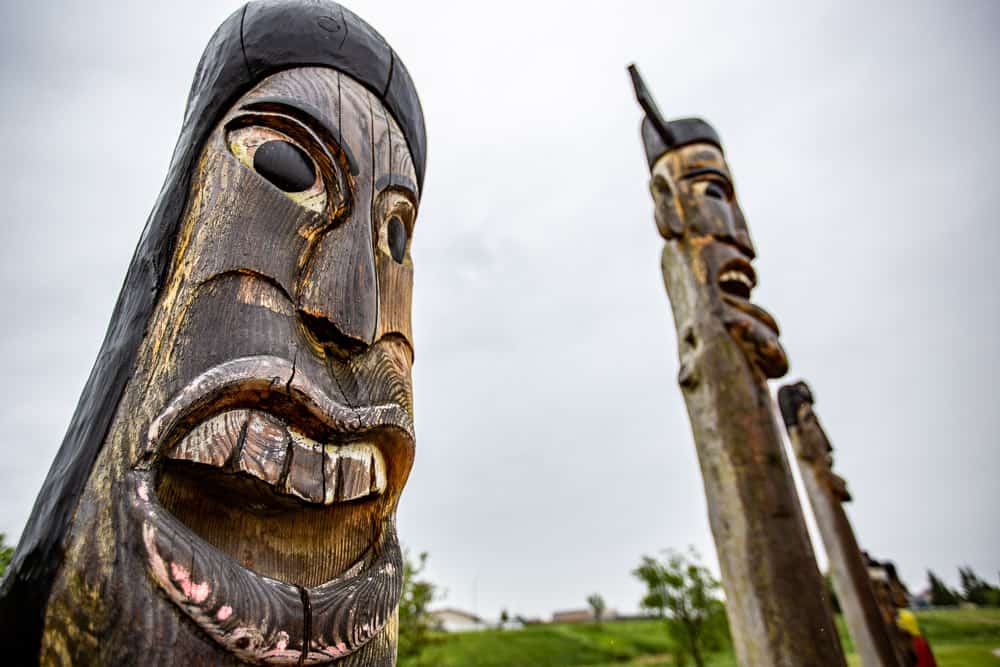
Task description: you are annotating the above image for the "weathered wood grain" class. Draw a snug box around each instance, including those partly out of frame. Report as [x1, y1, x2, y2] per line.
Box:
[296, 70, 378, 348]
[170, 409, 250, 468]
[335, 445, 372, 502]
[237, 411, 290, 484]
[374, 198, 415, 345]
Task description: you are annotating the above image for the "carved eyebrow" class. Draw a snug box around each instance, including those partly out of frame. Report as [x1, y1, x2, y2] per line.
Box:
[240, 97, 358, 177]
[374, 174, 418, 201]
[680, 166, 731, 182]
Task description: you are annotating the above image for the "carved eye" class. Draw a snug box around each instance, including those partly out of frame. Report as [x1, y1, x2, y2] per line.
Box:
[387, 216, 407, 263]
[253, 140, 315, 192]
[375, 194, 415, 266]
[227, 126, 327, 214]
[704, 181, 728, 200]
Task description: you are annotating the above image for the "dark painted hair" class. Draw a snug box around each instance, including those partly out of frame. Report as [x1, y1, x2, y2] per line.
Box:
[0, 1, 426, 659]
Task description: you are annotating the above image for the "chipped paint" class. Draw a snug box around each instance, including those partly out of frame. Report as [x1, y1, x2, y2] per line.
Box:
[170, 562, 211, 604]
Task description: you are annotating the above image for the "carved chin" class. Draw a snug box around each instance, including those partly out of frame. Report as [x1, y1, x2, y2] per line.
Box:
[720, 298, 789, 378]
[714, 258, 788, 378]
[129, 470, 399, 664]
[127, 356, 412, 664]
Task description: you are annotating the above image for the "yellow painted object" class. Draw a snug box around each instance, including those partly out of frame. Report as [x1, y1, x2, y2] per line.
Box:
[897, 609, 922, 637]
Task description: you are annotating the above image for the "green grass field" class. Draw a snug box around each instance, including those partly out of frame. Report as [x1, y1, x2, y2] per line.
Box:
[401, 607, 1000, 666]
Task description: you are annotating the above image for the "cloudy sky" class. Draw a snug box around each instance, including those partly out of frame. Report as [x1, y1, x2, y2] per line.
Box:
[1, 0, 997, 622]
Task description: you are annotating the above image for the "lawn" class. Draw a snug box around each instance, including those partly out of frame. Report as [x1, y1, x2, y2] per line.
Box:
[401, 608, 1000, 666]
[402, 619, 673, 666]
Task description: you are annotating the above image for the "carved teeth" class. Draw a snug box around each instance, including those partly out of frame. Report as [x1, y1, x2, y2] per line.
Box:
[324, 443, 387, 504]
[166, 411, 386, 505]
[169, 409, 248, 468]
[237, 411, 288, 484]
[284, 430, 326, 504]
[718, 270, 754, 290]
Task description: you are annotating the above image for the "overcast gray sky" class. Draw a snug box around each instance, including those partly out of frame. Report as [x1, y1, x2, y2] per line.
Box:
[1, 0, 997, 622]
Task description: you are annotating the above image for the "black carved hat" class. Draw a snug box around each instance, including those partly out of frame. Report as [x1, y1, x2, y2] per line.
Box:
[193, 0, 427, 190]
[777, 381, 815, 427]
[640, 116, 723, 168]
[0, 2, 425, 659]
[628, 64, 722, 168]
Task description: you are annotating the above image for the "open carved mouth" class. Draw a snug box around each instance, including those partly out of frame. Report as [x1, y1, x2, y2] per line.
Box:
[717, 259, 756, 300]
[128, 356, 413, 665]
[715, 257, 780, 335]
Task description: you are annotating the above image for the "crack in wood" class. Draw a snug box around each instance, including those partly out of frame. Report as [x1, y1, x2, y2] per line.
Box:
[228, 416, 252, 473]
[297, 584, 312, 667]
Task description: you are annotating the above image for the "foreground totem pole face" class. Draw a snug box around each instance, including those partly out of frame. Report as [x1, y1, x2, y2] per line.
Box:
[1, 2, 425, 665]
[111, 68, 417, 664]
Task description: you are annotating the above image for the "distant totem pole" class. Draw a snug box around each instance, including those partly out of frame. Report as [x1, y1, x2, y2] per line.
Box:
[866, 554, 919, 665]
[779, 382, 902, 667]
[0, 2, 425, 664]
[628, 66, 845, 666]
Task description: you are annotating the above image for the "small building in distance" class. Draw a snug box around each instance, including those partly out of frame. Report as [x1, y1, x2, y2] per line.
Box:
[430, 608, 488, 633]
[551, 608, 618, 624]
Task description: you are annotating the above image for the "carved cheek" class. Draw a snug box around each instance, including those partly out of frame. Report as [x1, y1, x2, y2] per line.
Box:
[185, 150, 316, 297]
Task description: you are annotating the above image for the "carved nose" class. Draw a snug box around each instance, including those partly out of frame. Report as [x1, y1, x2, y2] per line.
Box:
[297, 219, 377, 349]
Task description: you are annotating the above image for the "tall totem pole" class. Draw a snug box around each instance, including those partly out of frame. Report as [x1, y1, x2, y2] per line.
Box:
[779, 381, 902, 667]
[629, 66, 845, 666]
[0, 2, 425, 664]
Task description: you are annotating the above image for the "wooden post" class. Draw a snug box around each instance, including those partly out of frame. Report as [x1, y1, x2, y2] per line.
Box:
[866, 554, 919, 665]
[0, 2, 426, 664]
[779, 381, 902, 667]
[629, 65, 845, 666]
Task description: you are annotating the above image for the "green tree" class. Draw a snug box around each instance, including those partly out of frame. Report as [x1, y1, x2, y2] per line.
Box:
[398, 551, 439, 659]
[958, 566, 998, 606]
[0, 534, 14, 578]
[927, 570, 959, 606]
[586, 593, 606, 626]
[632, 548, 728, 667]
[986, 588, 1000, 607]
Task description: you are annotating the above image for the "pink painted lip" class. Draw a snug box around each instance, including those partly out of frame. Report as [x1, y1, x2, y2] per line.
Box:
[127, 355, 412, 665]
[129, 469, 402, 665]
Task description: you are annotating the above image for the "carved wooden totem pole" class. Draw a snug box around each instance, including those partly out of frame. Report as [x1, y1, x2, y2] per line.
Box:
[866, 554, 919, 665]
[0, 2, 425, 664]
[628, 66, 845, 666]
[779, 382, 902, 666]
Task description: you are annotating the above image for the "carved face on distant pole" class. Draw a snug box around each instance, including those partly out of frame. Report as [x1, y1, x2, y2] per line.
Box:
[647, 133, 788, 380]
[779, 381, 852, 501]
[43, 67, 418, 664]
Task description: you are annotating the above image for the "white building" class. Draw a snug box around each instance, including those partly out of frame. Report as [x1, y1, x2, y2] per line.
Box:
[429, 608, 488, 633]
